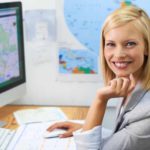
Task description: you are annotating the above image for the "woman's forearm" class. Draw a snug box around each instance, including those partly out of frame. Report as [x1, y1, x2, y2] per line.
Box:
[82, 98, 107, 131]
[82, 76, 135, 131]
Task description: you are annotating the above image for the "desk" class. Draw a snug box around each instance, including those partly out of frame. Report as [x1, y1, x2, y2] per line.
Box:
[0, 105, 89, 130]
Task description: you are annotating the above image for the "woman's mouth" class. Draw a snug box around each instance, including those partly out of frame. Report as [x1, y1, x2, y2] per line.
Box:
[112, 61, 132, 69]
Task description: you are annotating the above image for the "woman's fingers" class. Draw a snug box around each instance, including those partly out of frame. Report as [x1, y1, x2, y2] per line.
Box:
[128, 74, 136, 92]
[109, 74, 135, 97]
[109, 78, 117, 88]
[119, 74, 135, 95]
[59, 130, 73, 138]
[96, 74, 136, 101]
[47, 121, 83, 138]
[116, 78, 124, 93]
[120, 78, 130, 92]
[47, 122, 69, 132]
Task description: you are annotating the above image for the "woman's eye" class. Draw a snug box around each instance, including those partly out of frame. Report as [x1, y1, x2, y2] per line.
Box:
[105, 43, 115, 47]
[126, 41, 136, 47]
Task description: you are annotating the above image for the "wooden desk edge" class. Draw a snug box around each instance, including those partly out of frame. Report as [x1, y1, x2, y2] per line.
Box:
[0, 105, 89, 129]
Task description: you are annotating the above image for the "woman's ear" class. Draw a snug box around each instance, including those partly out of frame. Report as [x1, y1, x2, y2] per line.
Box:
[144, 48, 148, 56]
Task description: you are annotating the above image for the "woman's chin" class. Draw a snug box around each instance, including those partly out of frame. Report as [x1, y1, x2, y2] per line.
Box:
[115, 73, 130, 78]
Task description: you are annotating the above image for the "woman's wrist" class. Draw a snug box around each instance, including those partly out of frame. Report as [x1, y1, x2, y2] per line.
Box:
[83, 97, 108, 131]
[95, 91, 109, 104]
[94, 97, 108, 107]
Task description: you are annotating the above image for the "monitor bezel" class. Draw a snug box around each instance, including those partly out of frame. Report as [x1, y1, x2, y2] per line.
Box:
[0, 1, 26, 94]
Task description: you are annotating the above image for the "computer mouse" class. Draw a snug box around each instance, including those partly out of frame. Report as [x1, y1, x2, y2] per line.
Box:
[43, 129, 66, 138]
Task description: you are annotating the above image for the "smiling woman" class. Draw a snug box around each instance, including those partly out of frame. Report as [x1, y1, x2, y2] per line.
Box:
[101, 6, 150, 89]
[104, 21, 146, 79]
[47, 5, 150, 150]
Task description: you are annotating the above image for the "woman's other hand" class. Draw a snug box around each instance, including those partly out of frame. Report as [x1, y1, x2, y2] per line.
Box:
[47, 121, 83, 138]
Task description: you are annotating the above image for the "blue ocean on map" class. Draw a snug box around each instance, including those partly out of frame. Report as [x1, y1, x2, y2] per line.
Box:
[59, 0, 150, 75]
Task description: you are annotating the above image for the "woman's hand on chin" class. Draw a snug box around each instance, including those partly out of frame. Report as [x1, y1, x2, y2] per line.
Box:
[96, 74, 136, 103]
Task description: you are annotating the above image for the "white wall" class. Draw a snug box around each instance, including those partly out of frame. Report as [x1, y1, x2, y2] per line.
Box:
[1, 0, 117, 107]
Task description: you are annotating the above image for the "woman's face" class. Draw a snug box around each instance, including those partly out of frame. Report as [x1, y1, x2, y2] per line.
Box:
[104, 22, 147, 79]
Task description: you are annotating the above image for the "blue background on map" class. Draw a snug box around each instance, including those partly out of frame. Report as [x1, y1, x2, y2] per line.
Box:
[64, 0, 150, 55]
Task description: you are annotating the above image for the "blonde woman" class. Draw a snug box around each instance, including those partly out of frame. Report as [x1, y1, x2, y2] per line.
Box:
[47, 5, 150, 150]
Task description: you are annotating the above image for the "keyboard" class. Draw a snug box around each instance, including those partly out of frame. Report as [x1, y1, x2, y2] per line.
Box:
[0, 128, 15, 150]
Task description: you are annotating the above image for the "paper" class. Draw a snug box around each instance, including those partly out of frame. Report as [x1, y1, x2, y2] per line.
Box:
[8, 122, 76, 150]
[24, 9, 56, 42]
[7, 120, 112, 150]
[14, 107, 67, 125]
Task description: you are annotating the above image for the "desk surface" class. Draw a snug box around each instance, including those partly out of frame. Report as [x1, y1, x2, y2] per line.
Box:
[0, 105, 89, 130]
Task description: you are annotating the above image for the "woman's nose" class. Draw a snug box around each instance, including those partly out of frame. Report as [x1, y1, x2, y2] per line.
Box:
[114, 48, 126, 58]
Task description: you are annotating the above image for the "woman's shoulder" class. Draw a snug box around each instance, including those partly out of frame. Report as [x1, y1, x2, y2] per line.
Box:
[123, 85, 150, 121]
[132, 82, 150, 103]
[126, 88, 150, 120]
[139, 87, 150, 103]
[144, 88, 150, 97]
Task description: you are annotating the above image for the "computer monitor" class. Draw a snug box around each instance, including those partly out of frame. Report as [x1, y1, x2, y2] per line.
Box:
[0, 2, 26, 126]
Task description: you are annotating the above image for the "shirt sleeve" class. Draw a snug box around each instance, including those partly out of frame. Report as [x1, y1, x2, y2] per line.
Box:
[73, 125, 102, 150]
[73, 118, 150, 150]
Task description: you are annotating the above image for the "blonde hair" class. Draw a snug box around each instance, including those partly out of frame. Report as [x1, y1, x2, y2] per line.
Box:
[100, 5, 150, 90]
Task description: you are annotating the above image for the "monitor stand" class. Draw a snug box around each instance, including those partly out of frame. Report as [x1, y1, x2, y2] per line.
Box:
[0, 121, 6, 127]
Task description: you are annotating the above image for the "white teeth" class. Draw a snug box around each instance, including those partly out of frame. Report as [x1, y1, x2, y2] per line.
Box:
[114, 62, 129, 68]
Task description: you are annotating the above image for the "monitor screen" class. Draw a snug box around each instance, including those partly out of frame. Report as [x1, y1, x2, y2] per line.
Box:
[0, 1, 26, 108]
